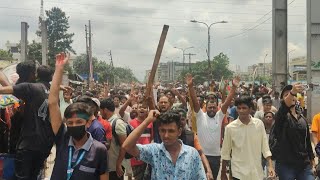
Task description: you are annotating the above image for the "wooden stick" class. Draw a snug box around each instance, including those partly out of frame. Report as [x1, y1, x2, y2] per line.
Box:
[144, 25, 169, 104]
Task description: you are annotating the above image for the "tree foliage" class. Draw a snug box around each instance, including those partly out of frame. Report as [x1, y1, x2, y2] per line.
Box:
[0, 49, 13, 60]
[73, 54, 138, 84]
[178, 52, 233, 84]
[27, 40, 42, 64]
[38, 7, 75, 67]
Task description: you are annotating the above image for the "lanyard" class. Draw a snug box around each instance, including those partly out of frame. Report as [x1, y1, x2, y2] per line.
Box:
[67, 146, 86, 180]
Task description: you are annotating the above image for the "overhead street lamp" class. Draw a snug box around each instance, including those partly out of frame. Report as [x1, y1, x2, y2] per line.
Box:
[190, 19, 227, 79]
[174, 46, 194, 72]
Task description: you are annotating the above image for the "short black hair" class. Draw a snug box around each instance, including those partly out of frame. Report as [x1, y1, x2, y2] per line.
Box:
[100, 98, 115, 112]
[16, 61, 36, 84]
[157, 110, 182, 128]
[235, 96, 254, 109]
[64, 102, 93, 119]
[113, 95, 120, 100]
[206, 99, 218, 107]
[37, 65, 53, 82]
[164, 90, 174, 96]
[76, 95, 97, 115]
[120, 95, 127, 100]
[84, 91, 94, 97]
[262, 98, 273, 105]
[172, 108, 187, 118]
[262, 95, 271, 100]
[274, 91, 280, 95]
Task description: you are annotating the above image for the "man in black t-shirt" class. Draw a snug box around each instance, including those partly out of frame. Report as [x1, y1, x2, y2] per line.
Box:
[10, 61, 37, 154]
[0, 65, 54, 180]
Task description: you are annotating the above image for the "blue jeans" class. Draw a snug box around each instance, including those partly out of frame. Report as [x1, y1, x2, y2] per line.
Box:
[276, 162, 315, 180]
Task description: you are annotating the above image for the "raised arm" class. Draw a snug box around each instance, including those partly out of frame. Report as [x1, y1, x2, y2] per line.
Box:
[119, 94, 134, 118]
[186, 74, 200, 113]
[122, 110, 159, 157]
[0, 71, 11, 86]
[171, 88, 187, 107]
[221, 79, 228, 103]
[284, 83, 303, 108]
[48, 53, 69, 135]
[221, 76, 240, 114]
[103, 82, 109, 98]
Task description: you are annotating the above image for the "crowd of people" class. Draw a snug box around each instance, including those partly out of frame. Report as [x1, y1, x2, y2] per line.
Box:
[0, 52, 319, 180]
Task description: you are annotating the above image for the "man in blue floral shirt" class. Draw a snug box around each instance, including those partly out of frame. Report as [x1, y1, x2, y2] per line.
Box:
[123, 110, 206, 180]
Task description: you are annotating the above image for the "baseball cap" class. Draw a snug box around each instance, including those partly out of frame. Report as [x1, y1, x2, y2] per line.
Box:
[280, 85, 293, 99]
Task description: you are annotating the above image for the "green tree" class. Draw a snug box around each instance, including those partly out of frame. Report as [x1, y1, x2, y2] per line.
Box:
[73, 54, 138, 84]
[0, 49, 13, 60]
[73, 54, 96, 75]
[211, 53, 233, 80]
[178, 52, 233, 84]
[27, 40, 42, 63]
[38, 7, 75, 67]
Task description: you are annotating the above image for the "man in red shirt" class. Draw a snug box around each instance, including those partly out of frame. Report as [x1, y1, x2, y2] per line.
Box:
[97, 114, 112, 149]
[129, 103, 153, 180]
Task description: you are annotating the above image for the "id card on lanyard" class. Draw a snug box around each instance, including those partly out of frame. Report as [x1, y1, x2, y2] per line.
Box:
[67, 146, 86, 180]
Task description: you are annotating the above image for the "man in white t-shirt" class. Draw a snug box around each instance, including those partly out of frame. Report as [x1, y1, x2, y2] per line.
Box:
[186, 74, 240, 180]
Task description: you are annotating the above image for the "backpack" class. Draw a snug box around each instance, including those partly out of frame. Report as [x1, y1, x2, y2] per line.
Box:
[112, 118, 134, 159]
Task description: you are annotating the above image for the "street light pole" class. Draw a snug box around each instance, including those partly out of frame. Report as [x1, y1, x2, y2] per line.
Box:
[190, 20, 227, 79]
[174, 46, 194, 72]
[263, 53, 268, 77]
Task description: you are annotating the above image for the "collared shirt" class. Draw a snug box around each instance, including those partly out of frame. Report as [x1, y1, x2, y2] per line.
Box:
[274, 101, 314, 168]
[137, 140, 206, 180]
[51, 125, 109, 180]
[221, 117, 272, 180]
[68, 133, 93, 162]
[87, 119, 106, 143]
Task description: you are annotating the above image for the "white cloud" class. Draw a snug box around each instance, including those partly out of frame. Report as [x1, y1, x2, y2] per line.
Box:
[0, 0, 306, 81]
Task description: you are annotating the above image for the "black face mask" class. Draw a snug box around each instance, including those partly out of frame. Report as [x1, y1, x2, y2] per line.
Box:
[67, 125, 86, 141]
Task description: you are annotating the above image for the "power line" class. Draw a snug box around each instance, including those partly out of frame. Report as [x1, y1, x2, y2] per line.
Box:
[224, 17, 272, 39]
[0, 5, 305, 18]
[45, 0, 304, 7]
[222, 0, 299, 40]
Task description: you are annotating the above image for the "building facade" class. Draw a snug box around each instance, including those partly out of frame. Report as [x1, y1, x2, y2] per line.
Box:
[5, 41, 20, 60]
[247, 62, 272, 78]
[289, 56, 306, 81]
[145, 61, 193, 83]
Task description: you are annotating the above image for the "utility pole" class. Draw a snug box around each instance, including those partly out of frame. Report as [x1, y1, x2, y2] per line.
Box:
[40, 0, 47, 65]
[263, 53, 268, 78]
[85, 25, 89, 83]
[88, 20, 93, 89]
[108, 50, 115, 86]
[185, 53, 196, 71]
[307, 0, 320, 122]
[272, 0, 288, 92]
[20, 22, 28, 62]
[174, 46, 194, 72]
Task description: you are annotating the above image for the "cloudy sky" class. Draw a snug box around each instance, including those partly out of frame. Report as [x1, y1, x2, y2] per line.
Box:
[0, 0, 306, 81]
